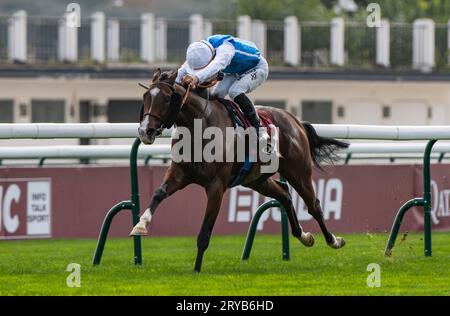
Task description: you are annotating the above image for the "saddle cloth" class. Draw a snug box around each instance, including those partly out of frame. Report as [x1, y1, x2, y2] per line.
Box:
[217, 98, 274, 188]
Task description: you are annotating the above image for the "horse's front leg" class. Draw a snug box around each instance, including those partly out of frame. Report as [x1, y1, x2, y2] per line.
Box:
[194, 180, 226, 272]
[129, 166, 187, 236]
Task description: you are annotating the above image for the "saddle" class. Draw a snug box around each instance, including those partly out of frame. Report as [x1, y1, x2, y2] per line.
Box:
[217, 98, 273, 131]
[217, 98, 275, 188]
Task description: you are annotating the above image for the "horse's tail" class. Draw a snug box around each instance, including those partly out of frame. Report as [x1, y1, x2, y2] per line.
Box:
[302, 122, 349, 171]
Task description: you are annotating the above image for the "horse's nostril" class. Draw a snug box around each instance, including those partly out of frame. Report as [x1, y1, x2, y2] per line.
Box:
[147, 128, 156, 136]
[138, 127, 146, 137]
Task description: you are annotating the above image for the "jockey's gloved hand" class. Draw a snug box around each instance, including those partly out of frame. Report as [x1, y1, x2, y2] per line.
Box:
[182, 74, 199, 89]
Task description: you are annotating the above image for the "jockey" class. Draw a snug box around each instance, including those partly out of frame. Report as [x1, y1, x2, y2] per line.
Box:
[176, 34, 269, 141]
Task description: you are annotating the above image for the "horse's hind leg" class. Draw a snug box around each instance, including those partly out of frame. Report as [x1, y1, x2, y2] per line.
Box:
[283, 171, 345, 249]
[247, 178, 314, 247]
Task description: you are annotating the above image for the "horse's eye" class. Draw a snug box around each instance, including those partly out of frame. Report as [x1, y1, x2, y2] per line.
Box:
[165, 97, 171, 103]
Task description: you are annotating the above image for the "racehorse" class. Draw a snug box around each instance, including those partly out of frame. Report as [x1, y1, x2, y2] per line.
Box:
[130, 69, 349, 272]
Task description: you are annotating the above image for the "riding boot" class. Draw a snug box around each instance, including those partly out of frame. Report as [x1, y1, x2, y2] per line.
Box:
[234, 93, 262, 136]
[234, 93, 270, 153]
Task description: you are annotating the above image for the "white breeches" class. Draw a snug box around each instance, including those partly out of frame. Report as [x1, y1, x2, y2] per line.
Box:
[211, 57, 269, 100]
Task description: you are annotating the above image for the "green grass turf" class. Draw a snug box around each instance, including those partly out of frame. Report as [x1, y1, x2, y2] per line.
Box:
[0, 232, 449, 295]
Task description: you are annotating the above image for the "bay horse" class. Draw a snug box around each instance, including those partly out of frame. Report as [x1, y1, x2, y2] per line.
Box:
[130, 69, 349, 272]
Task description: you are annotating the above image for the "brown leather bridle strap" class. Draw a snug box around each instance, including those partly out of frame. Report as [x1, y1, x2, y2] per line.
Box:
[143, 81, 191, 128]
[149, 81, 191, 107]
[149, 81, 175, 92]
[143, 111, 165, 124]
[144, 79, 211, 127]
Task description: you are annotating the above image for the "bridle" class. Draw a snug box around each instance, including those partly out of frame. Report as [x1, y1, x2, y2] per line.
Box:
[141, 81, 191, 132]
[141, 77, 219, 131]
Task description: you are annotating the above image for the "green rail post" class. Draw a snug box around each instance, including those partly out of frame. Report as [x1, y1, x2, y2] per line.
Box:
[385, 139, 437, 257]
[422, 140, 437, 257]
[92, 201, 133, 265]
[93, 137, 142, 265]
[384, 198, 424, 256]
[38, 157, 46, 167]
[345, 153, 352, 164]
[280, 204, 290, 260]
[129, 138, 143, 265]
[242, 177, 290, 261]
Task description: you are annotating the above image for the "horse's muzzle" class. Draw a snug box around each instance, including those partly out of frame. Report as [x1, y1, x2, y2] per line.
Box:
[138, 127, 161, 145]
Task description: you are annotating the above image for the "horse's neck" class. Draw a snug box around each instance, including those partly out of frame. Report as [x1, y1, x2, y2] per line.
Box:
[175, 85, 214, 129]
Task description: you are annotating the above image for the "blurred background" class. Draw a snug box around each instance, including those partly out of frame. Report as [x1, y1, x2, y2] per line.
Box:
[0, 0, 449, 150]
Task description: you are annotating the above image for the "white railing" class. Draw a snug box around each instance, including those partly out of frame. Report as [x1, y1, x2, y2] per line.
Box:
[0, 123, 450, 165]
[1, 123, 450, 165]
[313, 124, 450, 140]
[1, 123, 450, 140]
[0, 145, 170, 159]
[0, 123, 171, 139]
[1, 142, 450, 160]
[344, 142, 450, 153]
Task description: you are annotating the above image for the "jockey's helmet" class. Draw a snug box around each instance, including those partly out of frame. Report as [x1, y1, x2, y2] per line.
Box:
[185, 40, 215, 74]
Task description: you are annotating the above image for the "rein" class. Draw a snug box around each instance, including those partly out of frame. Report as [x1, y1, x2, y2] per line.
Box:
[181, 84, 191, 105]
[142, 78, 214, 129]
[179, 77, 217, 105]
[179, 83, 210, 121]
[198, 77, 219, 89]
[189, 78, 218, 119]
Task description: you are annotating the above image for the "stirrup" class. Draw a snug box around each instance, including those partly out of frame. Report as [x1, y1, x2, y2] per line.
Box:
[258, 130, 272, 154]
[261, 143, 273, 155]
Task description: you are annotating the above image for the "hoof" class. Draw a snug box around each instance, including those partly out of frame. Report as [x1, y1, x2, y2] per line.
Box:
[328, 236, 346, 249]
[299, 232, 315, 247]
[129, 224, 147, 236]
[384, 248, 392, 257]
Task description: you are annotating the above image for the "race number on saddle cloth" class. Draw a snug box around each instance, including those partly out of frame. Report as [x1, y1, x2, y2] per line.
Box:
[175, 34, 270, 142]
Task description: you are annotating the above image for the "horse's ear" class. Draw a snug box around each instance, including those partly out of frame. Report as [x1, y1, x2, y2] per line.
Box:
[167, 69, 178, 84]
[152, 68, 162, 83]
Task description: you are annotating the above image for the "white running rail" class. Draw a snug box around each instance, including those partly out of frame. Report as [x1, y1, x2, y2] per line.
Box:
[0, 145, 170, 159]
[1, 142, 450, 160]
[1, 123, 450, 140]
